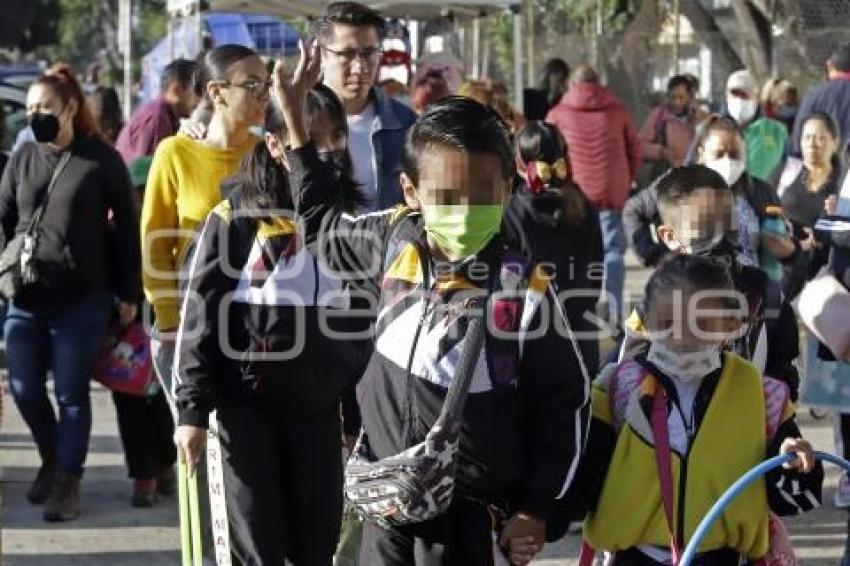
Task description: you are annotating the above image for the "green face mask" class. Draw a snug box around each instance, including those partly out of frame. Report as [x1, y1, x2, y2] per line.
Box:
[421, 204, 503, 260]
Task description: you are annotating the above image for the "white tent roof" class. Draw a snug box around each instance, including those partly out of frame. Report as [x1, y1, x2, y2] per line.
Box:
[207, 0, 518, 19]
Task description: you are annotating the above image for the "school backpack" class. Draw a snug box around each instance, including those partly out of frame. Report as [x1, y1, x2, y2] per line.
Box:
[344, 210, 590, 528]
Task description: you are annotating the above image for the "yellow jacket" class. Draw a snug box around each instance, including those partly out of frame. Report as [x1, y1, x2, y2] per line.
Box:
[585, 354, 773, 559]
[140, 133, 255, 329]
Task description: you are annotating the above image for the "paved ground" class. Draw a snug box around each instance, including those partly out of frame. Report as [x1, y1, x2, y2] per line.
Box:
[1, 255, 847, 565]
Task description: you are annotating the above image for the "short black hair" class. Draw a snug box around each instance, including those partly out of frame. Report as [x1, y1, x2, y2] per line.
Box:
[667, 74, 693, 95]
[829, 42, 850, 73]
[315, 2, 385, 45]
[643, 253, 735, 313]
[401, 96, 513, 186]
[692, 113, 742, 155]
[656, 165, 729, 222]
[161, 58, 202, 96]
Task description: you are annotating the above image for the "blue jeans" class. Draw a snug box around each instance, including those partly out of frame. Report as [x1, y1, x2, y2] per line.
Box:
[5, 291, 113, 476]
[598, 209, 627, 323]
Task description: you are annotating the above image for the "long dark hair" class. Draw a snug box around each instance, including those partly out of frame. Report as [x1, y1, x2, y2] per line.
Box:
[539, 58, 570, 111]
[516, 121, 586, 225]
[88, 86, 123, 144]
[238, 85, 367, 218]
[305, 83, 368, 212]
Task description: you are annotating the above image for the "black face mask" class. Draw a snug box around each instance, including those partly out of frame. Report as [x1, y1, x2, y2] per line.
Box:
[318, 149, 349, 173]
[689, 231, 740, 264]
[29, 112, 61, 143]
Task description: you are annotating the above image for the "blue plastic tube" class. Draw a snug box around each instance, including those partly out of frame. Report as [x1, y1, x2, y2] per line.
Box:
[680, 451, 850, 565]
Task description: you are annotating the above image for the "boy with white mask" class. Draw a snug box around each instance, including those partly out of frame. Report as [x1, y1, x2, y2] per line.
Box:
[619, 166, 801, 400]
[725, 69, 788, 182]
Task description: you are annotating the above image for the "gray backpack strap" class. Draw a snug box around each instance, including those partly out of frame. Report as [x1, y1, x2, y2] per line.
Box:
[437, 297, 487, 427]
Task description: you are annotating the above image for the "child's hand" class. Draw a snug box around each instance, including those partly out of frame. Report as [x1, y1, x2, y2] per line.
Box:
[272, 39, 322, 115]
[826, 195, 838, 215]
[781, 438, 815, 473]
[498, 512, 545, 565]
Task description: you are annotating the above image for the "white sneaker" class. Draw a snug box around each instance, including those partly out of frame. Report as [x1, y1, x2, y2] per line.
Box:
[835, 473, 850, 508]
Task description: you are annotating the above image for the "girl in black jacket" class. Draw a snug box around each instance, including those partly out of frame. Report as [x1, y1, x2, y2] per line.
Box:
[503, 121, 604, 375]
[172, 85, 367, 565]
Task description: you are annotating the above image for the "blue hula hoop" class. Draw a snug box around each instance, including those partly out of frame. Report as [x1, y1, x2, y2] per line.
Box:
[680, 451, 850, 565]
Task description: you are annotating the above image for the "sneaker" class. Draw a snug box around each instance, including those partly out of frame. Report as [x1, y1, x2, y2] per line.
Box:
[26, 463, 56, 505]
[43, 472, 81, 522]
[835, 473, 850, 508]
[156, 467, 176, 496]
[132, 479, 157, 508]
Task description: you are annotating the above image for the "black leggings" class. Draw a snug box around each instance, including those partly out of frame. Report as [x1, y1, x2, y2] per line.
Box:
[217, 401, 343, 566]
[112, 389, 176, 480]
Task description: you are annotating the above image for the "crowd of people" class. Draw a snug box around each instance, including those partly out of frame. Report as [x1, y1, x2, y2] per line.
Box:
[3, 1, 850, 565]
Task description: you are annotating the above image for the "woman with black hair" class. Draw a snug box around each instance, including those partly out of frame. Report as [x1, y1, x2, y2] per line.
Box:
[777, 111, 843, 298]
[503, 121, 604, 375]
[538, 58, 570, 114]
[172, 84, 367, 564]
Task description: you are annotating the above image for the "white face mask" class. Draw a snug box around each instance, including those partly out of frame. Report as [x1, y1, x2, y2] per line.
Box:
[727, 96, 758, 125]
[705, 155, 746, 188]
[647, 341, 722, 383]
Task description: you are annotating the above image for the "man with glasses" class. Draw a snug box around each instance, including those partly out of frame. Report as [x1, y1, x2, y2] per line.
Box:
[315, 2, 417, 213]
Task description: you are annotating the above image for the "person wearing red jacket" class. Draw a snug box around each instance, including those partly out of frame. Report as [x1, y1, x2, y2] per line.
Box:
[546, 65, 641, 324]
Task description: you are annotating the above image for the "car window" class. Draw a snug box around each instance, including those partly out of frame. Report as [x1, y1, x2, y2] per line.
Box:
[1, 99, 26, 153]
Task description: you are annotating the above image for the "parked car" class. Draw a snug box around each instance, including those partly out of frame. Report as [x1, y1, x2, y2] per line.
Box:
[0, 81, 26, 153]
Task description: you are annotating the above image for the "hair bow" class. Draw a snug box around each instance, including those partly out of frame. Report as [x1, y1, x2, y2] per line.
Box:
[526, 158, 569, 194]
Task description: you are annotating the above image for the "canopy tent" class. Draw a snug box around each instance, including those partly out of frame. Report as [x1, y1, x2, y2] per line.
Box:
[141, 11, 299, 102]
[200, 0, 526, 108]
[207, 0, 518, 20]
[206, 0, 328, 17]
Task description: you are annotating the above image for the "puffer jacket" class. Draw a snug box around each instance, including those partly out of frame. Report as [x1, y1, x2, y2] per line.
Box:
[546, 83, 641, 210]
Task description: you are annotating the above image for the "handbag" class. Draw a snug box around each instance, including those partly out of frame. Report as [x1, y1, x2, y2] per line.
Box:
[0, 152, 72, 300]
[343, 297, 487, 528]
[93, 320, 159, 397]
[798, 268, 850, 362]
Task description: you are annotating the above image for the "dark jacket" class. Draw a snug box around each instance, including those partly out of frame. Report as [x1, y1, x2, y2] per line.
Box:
[290, 142, 591, 520]
[0, 137, 140, 314]
[174, 186, 368, 428]
[623, 172, 784, 268]
[366, 86, 418, 210]
[790, 77, 850, 159]
[503, 184, 604, 375]
[621, 174, 801, 397]
[546, 83, 641, 210]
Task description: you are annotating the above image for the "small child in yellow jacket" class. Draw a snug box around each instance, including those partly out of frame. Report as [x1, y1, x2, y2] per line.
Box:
[557, 253, 822, 565]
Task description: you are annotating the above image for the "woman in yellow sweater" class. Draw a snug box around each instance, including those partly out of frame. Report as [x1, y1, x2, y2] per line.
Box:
[141, 44, 269, 403]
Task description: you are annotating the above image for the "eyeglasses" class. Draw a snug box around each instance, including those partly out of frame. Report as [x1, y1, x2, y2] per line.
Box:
[216, 79, 273, 100]
[322, 45, 382, 65]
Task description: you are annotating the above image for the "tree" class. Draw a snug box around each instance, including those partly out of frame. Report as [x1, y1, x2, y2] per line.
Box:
[0, 0, 60, 52]
[45, 0, 167, 84]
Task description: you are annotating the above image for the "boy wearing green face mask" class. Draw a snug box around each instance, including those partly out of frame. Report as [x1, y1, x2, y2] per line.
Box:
[273, 45, 591, 566]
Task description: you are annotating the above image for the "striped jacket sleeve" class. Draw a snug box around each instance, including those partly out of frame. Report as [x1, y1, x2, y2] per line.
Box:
[764, 414, 824, 516]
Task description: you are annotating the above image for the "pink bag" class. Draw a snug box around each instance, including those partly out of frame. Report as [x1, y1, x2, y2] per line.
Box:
[94, 321, 159, 397]
[798, 269, 850, 362]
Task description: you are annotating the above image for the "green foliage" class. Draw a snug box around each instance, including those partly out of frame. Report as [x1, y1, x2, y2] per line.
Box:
[485, 0, 635, 91]
[0, 0, 60, 51]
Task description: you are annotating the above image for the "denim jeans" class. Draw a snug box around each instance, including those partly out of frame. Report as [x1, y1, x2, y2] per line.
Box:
[5, 291, 113, 476]
[598, 209, 627, 324]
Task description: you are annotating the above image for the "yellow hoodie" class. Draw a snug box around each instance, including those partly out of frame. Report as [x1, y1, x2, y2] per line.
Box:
[140, 133, 255, 330]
